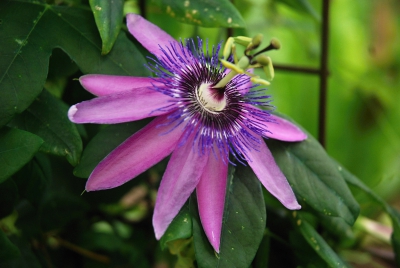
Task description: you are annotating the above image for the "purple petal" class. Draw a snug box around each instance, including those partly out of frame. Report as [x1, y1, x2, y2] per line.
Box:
[126, 14, 179, 58]
[79, 74, 164, 96]
[196, 155, 228, 253]
[238, 69, 253, 94]
[68, 87, 176, 124]
[153, 136, 210, 240]
[246, 105, 307, 142]
[265, 115, 307, 142]
[85, 115, 183, 191]
[247, 138, 301, 210]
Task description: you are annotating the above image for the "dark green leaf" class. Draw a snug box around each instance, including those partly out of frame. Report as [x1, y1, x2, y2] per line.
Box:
[9, 90, 82, 166]
[39, 192, 90, 231]
[89, 0, 124, 55]
[74, 120, 149, 178]
[338, 163, 400, 267]
[160, 203, 192, 250]
[289, 229, 329, 268]
[192, 165, 266, 268]
[318, 214, 354, 241]
[266, 127, 359, 225]
[0, 1, 149, 127]
[13, 154, 51, 207]
[275, 0, 320, 21]
[0, 127, 43, 184]
[0, 235, 41, 267]
[0, 179, 18, 219]
[294, 215, 349, 268]
[154, 0, 246, 28]
[253, 233, 270, 268]
[0, 231, 20, 262]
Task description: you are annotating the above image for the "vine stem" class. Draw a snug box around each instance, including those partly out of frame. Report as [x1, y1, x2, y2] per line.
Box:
[318, 0, 331, 148]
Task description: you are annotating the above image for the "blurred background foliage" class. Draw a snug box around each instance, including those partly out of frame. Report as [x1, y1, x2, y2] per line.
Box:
[1, 0, 400, 267]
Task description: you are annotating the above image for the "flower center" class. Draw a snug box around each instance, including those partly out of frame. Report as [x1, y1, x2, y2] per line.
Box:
[196, 83, 227, 113]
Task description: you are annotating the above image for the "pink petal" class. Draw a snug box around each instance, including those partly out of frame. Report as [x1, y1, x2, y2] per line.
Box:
[68, 87, 176, 124]
[85, 115, 183, 191]
[153, 135, 210, 240]
[196, 155, 228, 253]
[265, 115, 307, 142]
[126, 14, 179, 58]
[246, 138, 301, 210]
[79, 74, 164, 96]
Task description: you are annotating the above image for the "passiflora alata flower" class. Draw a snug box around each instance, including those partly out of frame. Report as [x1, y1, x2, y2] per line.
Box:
[68, 14, 307, 252]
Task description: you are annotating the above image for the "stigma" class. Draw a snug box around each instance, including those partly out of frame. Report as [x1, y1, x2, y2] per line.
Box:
[196, 83, 227, 113]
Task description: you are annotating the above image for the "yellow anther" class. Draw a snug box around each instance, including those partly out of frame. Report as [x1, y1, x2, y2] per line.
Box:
[233, 36, 252, 46]
[270, 38, 281, 50]
[223, 37, 235, 59]
[220, 59, 244, 74]
[247, 34, 263, 50]
[254, 55, 271, 66]
[250, 77, 271, 86]
[262, 56, 274, 80]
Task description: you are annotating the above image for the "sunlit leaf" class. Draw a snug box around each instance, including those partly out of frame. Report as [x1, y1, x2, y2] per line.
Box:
[89, 0, 124, 54]
[73, 120, 149, 178]
[0, 1, 149, 127]
[160, 203, 192, 250]
[275, 0, 320, 21]
[154, 0, 246, 28]
[266, 121, 359, 225]
[192, 165, 266, 267]
[0, 127, 43, 184]
[9, 90, 82, 166]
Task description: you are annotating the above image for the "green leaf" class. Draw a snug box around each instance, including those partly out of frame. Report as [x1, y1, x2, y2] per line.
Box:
[154, 0, 246, 28]
[0, 231, 20, 262]
[160, 203, 192, 250]
[0, 179, 18, 219]
[275, 0, 320, 21]
[192, 165, 266, 268]
[338, 163, 400, 267]
[89, 0, 124, 55]
[0, 1, 150, 127]
[9, 90, 82, 166]
[74, 120, 149, 178]
[294, 215, 349, 268]
[0, 127, 43, 184]
[266, 129, 360, 225]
